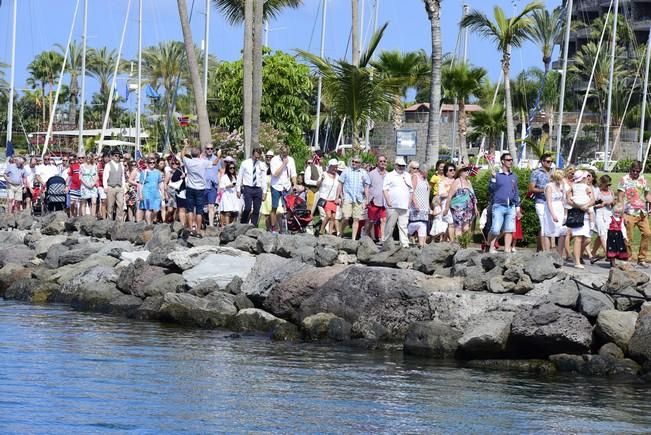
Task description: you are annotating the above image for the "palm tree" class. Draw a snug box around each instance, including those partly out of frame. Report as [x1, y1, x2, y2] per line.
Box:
[0, 61, 9, 99]
[27, 50, 64, 128]
[461, 1, 544, 164]
[510, 68, 540, 157]
[468, 104, 507, 154]
[56, 40, 84, 124]
[352, 0, 360, 66]
[424, 0, 442, 166]
[213, 0, 303, 155]
[88, 47, 119, 97]
[178, 0, 212, 148]
[441, 62, 486, 164]
[298, 24, 393, 147]
[372, 49, 430, 130]
[528, 7, 564, 75]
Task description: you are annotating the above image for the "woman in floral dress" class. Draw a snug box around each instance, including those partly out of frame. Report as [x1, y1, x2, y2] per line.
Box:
[442, 166, 478, 241]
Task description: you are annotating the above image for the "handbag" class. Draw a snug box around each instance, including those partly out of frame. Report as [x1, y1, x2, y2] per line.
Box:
[168, 169, 184, 191]
[565, 207, 585, 228]
[316, 197, 327, 208]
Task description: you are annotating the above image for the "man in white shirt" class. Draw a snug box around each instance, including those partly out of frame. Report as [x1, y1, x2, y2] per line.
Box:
[36, 154, 60, 186]
[269, 146, 297, 233]
[237, 147, 267, 226]
[383, 157, 413, 248]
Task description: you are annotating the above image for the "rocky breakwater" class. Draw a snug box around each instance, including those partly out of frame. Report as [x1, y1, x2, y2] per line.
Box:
[0, 210, 650, 381]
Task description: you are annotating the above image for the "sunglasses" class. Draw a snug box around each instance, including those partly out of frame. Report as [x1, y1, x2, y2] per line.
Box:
[544, 160, 552, 163]
[447, 168, 455, 172]
[147, 161, 156, 164]
[396, 164, 406, 168]
[206, 148, 213, 151]
[228, 166, 235, 170]
[352, 160, 361, 164]
[378, 160, 386, 163]
[503, 158, 513, 162]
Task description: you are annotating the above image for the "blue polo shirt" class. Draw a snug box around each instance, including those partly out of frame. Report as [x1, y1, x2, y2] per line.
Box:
[204, 155, 221, 190]
[489, 169, 520, 208]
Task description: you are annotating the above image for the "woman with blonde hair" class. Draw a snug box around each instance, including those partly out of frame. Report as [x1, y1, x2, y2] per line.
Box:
[542, 170, 566, 255]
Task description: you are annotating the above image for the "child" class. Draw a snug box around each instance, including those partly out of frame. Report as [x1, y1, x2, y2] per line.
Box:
[606, 204, 628, 267]
[569, 170, 595, 227]
[429, 196, 447, 242]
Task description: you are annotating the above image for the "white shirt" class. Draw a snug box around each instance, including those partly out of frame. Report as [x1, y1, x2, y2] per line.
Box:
[24, 166, 36, 188]
[102, 160, 126, 189]
[304, 163, 323, 188]
[270, 155, 297, 192]
[383, 170, 413, 210]
[36, 164, 60, 185]
[182, 156, 213, 190]
[237, 158, 267, 194]
[318, 173, 339, 200]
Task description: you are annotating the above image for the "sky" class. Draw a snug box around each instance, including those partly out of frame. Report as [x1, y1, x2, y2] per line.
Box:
[0, 0, 563, 100]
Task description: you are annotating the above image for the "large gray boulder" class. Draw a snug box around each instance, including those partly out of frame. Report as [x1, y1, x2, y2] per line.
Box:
[241, 254, 312, 306]
[109, 294, 144, 318]
[413, 242, 457, 275]
[314, 245, 339, 267]
[0, 263, 32, 293]
[4, 278, 58, 303]
[628, 303, 651, 365]
[48, 255, 119, 284]
[301, 312, 346, 341]
[457, 311, 514, 358]
[232, 308, 289, 333]
[263, 264, 346, 323]
[168, 246, 251, 271]
[142, 273, 185, 297]
[356, 237, 380, 263]
[34, 235, 67, 258]
[58, 245, 98, 266]
[158, 292, 237, 328]
[0, 245, 34, 268]
[403, 320, 462, 358]
[522, 251, 561, 283]
[183, 252, 256, 288]
[544, 279, 579, 308]
[299, 266, 436, 342]
[41, 211, 68, 235]
[147, 243, 179, 269]
[116, 259, 167, 298]
[604, 267, 649, 292]
[55, 264, 118, 303]
[220, 223, 253, 244]
[69, 283, 124, 314]
[595, 310, 638, 351]
[578, 288, 615, 319]
[510, 302, 593, 357]
[275, 234, 317, 258]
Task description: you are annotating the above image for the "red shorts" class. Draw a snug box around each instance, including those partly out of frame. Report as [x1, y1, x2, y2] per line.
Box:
[323, 200, 337, 214]
[367, 203, 386, 222]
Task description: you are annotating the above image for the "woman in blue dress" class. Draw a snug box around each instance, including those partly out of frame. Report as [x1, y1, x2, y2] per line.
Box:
[138, 157, 165, 224]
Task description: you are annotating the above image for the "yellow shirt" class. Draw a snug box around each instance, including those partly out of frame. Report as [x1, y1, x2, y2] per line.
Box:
[429, 174, 440, 196]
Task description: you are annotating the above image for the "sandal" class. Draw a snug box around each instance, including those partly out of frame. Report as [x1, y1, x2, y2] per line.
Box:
[189, 231, 202, 238]
[590, 255, 603, 264]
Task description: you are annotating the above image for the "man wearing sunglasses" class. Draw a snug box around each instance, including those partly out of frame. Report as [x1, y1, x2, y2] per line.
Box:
[529, 153, 553, 251]
[237, 147, 266, 226]
[487, 152, 521, 254]
[617, 160, 651, 266]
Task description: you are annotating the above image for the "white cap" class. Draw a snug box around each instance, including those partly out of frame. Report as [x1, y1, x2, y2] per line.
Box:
[266, 150, 275, 156]
[328, 158, 338, 167]
[337, 161, 347, 171]
[395, 157, 406, 166]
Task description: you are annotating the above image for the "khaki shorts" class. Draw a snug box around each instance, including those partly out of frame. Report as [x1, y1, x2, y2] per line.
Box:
[7, 184, 23, 201]
[342, 201, 363, 220]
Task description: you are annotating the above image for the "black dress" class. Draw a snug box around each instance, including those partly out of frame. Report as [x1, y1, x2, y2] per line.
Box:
[606, 217, 628, 260]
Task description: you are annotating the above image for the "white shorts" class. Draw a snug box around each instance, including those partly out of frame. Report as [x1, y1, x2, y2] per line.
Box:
[408, 222, 427, 238]
[535, 202, 545, 236]
[7, 184, 23, 201]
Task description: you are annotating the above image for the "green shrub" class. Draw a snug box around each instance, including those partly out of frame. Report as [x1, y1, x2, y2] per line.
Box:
[472, 168, 538, 247]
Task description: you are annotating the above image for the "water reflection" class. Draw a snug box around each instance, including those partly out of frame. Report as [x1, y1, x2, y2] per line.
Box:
[0, 301, 649, 433]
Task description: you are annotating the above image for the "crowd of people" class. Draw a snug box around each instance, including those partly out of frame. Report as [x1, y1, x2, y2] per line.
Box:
[3, 144, 651, 268]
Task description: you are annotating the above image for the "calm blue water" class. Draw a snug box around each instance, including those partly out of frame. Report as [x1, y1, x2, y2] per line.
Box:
[0, 300, 650, 434]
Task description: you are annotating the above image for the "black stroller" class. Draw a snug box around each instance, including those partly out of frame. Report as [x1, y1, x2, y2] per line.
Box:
[45, 176, 67, 212]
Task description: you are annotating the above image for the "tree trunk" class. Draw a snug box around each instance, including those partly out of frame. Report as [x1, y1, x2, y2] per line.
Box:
[458, 101, 469, 164]
[243, 0, 254, 156]
[393, 95, 403, 130]
[502, 48, 518, 163]
[251, 0, 264, 151]
[425, 0, 441, 166]
[69, 76, 78, 125]
[177, 0, 212, 147]
[351, 0, 360, 66]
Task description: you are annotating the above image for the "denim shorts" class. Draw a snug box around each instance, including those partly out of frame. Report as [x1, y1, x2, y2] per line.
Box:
[271, 188, 284, 210]
[490, 204, 516, 235]
[185, 187, 205, 214]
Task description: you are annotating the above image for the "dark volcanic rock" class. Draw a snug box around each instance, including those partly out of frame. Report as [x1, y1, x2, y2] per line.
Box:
[403, 320, 462, 358]
[510, 302, 593, 357]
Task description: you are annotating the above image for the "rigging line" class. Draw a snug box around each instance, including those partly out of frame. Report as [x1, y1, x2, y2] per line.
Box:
[306, 0, 322, 53]
[344, 25, 352, 61]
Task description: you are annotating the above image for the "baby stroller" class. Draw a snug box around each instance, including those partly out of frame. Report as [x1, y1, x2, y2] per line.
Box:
[282, 190, 312, 233]
[31, 181, 44, 216]
[45, 176, 67, 212]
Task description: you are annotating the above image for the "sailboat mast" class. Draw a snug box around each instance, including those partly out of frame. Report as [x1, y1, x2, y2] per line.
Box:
[136, 0, 142, 156]
[555, 0, 573, 167]
[78, 0, 88, 155]
[363, 0, 379, 148]
[6, 0, 17, 150]
[639, 26, 651, 161]
[314, 0, 327, 150]
[203, 0, 210, 106]
[42, 0, 81, 158]
[604, 0, 620, 171]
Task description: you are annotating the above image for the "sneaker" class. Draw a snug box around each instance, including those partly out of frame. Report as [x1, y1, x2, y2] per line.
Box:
[638, 261, 650, 268]
[489, 247, 498, 254]
[574, 264, 585, 269]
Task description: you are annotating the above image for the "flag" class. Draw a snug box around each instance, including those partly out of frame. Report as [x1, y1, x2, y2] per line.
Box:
[5, 140, 14, 158]
[135, 148, 142, 160]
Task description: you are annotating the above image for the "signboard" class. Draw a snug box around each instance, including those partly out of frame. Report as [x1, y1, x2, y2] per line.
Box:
[396, 129, 417, 156]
